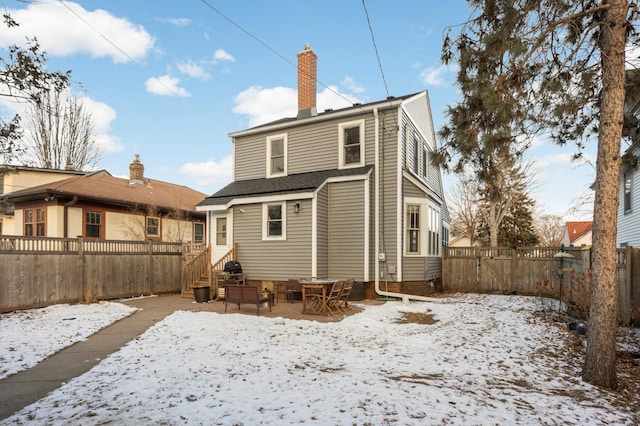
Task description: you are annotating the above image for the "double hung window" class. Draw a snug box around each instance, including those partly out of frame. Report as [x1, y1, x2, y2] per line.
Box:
[146, 217, 160, 238]
[339, 120, 364, 168]
[263, 202, 286, 240]
[85, 210, 102, 238]
[267, 134, 287, 177]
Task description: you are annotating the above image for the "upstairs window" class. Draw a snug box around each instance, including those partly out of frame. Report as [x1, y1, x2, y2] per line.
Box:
[624, 170, 632, 213]
[412, 132, 419, 175]
[263, 202, 286, 240]
[146, 217, 160, 238]
[267, 134, 287, 177]
[339, 119, 365, 168]
[422, 144, 429, 179]
[85, 210, 102, 238]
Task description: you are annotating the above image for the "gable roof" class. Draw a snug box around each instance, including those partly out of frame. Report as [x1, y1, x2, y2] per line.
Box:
[197, 166, 373, 207]
[566, 221, 593, 244]
[5, 171, 206, 213]
[229, 92, 421, 138]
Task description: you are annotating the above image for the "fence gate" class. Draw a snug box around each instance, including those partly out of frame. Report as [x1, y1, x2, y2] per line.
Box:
[443, 247, 560, 295]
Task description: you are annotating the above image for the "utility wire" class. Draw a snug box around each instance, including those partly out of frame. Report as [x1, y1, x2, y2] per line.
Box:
[361, 0, 392, 100]
[198, 0, 363, 110]
[56, 0, 184, 97]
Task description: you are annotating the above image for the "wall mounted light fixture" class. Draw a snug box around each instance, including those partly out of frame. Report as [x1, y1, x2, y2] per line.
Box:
[294, 203, 300, 213]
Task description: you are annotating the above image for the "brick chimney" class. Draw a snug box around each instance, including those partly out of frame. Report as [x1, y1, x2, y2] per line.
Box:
[129, 154, 144, 185]
[297, 43, 317, 119]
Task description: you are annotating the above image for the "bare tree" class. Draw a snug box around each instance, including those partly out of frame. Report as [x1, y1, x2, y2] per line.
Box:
[0, 13, 70, 166]
[447, 172, 481, 245]
[536, 214, 565, 247]
[21, 89, 100, 170]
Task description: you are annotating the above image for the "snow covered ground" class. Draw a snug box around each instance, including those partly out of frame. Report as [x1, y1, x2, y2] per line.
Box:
[1, 294, 639, 425]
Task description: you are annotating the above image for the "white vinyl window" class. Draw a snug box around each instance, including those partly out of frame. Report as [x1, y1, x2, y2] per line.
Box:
[267, 134, 287, 177]
[406, 204, 420, 254]
[339, 119, 364, 169]
[428, 203, 441, 256]
[263, 202, 286, 240]
[422, 144, 429, 179]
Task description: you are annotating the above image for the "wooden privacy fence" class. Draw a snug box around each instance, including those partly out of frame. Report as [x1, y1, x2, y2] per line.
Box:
[0, 236, 184, 313]
[443, 246, 639, 326]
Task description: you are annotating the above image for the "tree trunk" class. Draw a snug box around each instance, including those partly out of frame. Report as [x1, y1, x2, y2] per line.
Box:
[582, 0, 627, 389]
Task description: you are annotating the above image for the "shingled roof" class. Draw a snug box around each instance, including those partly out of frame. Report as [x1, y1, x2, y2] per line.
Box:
[197, 166, 373, 207]
[5, 171, 206, 214]
[566, 221, 593, 244]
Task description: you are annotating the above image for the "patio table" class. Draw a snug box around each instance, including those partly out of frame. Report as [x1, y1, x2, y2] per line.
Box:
[301, 279, 336, 315]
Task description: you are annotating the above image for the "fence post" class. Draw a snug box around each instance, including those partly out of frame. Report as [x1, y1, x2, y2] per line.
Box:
[148, 240, 154, 294]
[79, 237, 90, 303]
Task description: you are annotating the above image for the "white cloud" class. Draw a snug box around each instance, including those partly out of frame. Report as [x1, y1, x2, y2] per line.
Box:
[233, 86, 297, 127]
[419, 65, 452, 87]
[213, 49, 235, 63]
[145, 75, 190, 97]
[155, 17, 191, 27]
[341, 76, 365, 94]
[79, 96, 124, 153]
[232, 85, 362, 127]
[178, 156, 233, 188]
[177, 61, 211, 80]
[0, 1, 154, 64]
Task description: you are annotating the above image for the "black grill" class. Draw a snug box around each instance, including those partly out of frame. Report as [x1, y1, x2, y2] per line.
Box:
[223, 260, 242, 274]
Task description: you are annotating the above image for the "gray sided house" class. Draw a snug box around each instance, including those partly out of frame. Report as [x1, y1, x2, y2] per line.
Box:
[618, 69, 640, 247]
[197, 45, 449, 299]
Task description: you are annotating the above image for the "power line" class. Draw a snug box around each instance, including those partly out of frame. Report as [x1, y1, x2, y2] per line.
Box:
[56, 0, 184, 97]
[361, 0, 391, 100]
[198, 0, 360, 109]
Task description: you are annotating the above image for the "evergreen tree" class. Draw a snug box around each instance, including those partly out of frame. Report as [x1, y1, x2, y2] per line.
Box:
[439, 0, 637, 388]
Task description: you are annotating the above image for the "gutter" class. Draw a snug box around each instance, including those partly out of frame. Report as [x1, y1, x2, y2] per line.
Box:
[373, 107, 442, 304]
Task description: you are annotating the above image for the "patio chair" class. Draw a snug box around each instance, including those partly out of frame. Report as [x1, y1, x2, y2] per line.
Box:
[325, 279, 346, 315]
[336, 278, 354, 311]
[285, 279, 303, 303]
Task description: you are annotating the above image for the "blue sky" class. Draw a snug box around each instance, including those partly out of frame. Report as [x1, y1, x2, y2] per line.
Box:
[0, 0, 597, 219]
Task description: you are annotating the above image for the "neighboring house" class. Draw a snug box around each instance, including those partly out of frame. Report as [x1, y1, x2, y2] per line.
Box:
[618, 142, 640, 247]
[0, 165, 87, 234]
[2, 156, 206, 242]
[618, 69, 640, 247]
[449, 233, 476, 247]
[197, 44, 450, 299]
[563, 221, 593, 247]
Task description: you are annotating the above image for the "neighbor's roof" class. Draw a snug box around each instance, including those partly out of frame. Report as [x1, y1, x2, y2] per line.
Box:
[5, 171, 207, 213]
[566, 221, 593, 244]
[197, 166, 373, 207]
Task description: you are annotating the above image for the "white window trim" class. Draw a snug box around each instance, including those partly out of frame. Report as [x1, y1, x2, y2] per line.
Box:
[262, 202, 286, 240]
[404, 197, 427, 257]
[266, 133, 288, 178]
[427, 201, 441, 257]
[338, 119, 365, 169]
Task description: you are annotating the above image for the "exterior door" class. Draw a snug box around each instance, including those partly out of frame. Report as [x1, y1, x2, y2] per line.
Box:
[211, 213, 232, 264]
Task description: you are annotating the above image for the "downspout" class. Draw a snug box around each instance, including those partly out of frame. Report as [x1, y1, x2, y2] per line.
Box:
[374, 107, 441, 304]
[63, 196, 78, 238]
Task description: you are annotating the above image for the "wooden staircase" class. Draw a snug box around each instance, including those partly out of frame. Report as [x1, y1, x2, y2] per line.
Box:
[181, 244, 237, 299]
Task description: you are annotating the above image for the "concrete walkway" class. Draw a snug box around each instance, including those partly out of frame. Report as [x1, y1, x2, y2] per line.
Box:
[0, 293, 357, 420]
